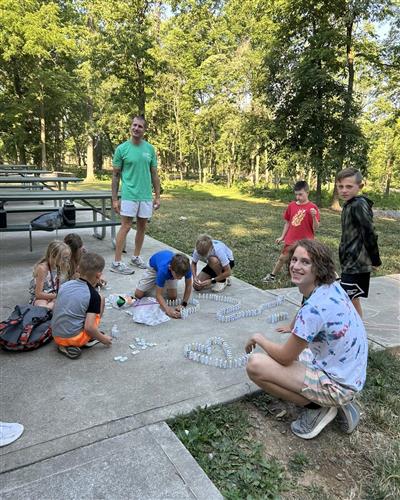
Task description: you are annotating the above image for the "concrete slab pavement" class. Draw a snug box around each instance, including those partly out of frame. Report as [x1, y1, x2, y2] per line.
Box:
[1, 422, 222, 500]
[1, 214, 399, 498]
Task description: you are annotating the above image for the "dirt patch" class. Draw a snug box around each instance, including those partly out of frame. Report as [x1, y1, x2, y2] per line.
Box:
[241, 398, 380, 499]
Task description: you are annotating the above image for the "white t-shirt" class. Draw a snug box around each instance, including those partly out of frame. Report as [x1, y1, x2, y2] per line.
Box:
[192, 240, 234, 267]
[293, 282, 368, 391]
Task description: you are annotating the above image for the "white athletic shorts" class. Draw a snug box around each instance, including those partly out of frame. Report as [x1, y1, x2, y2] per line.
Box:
[120, 200, 153, 219]
[136, 267, 178, 292]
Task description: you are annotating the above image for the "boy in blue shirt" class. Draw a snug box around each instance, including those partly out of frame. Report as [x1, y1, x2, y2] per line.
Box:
[135, 250, 192, 319]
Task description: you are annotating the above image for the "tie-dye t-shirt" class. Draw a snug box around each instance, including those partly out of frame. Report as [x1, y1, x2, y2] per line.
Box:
[293, 282, 368, 391]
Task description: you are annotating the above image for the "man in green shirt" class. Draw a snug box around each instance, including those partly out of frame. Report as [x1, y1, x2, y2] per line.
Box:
[110, 116, 161, 274]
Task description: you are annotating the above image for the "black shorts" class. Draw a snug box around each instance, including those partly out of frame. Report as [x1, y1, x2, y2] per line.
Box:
[340, 272, 370, 300]
[202, 260, 235, 279]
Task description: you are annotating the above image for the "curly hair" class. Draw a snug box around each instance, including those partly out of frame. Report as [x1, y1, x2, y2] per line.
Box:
[287, 239, 337, 286]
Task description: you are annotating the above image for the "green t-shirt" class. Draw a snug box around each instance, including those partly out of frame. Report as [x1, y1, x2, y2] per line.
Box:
[113, 139, 157, 201]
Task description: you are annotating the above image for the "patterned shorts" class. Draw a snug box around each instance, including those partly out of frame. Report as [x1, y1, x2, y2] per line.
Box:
[301, 364, 356, 407]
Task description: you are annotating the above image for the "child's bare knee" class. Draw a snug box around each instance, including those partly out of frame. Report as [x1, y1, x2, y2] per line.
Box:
[208, 256, 220, 266]
[246, 353, 268, 378]
[135, 289, 144, 299]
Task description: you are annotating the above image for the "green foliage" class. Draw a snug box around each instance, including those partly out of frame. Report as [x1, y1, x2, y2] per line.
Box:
[0, 0, 398, 196]
[364, 441, 400, 499]
[169, 404, 287, 498]
[361, 350, 400, 435]
[288, 452, 311, 475]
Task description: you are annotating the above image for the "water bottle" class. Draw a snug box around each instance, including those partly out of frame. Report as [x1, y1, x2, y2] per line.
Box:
[111, 324, 120, 340]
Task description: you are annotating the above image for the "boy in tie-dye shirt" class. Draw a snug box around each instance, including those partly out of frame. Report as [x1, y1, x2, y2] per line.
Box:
[246, 239, 367, 440]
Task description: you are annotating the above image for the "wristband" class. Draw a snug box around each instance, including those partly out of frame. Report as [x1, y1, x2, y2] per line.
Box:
[182, 301, 188, 307]
[211, 278, 216, 284]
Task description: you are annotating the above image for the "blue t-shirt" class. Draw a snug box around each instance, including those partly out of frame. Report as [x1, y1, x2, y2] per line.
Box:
[293, 282, 368, 391]
[149, 250, 192, 288]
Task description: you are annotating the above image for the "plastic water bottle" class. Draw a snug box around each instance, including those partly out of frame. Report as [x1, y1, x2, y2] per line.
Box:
[111, 324, 120, 340]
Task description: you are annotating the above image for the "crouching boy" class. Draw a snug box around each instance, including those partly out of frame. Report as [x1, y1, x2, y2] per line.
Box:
[52, 252, 112, 359]
[191, 234, 234, 293]
[246, 240, 367, 440]
[135, 250, 192, 319]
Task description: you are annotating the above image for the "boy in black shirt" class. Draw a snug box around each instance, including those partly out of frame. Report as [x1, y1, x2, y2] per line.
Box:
[336, 168, 381, 317]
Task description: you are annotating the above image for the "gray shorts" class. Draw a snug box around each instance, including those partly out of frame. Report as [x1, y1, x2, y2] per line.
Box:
[120, 200, 153, 219]
[136, 267, 177, 292]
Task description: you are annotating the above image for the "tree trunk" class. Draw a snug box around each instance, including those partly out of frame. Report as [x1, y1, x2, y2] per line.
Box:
[331, 15, 354, 209]
[385, 156, 394, 196]
[86, 135, 95, 181]
[197, 145, 202, 183]
[40, 94, 47, 168]
[255, 154, 260, 184]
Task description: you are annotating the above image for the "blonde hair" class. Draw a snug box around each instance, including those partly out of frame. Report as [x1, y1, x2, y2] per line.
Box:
[196, 234, 213, 257]
[34, 240, 71, 277]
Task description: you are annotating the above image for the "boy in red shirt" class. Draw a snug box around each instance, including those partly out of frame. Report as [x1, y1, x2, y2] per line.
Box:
[262, 181, 320, 283]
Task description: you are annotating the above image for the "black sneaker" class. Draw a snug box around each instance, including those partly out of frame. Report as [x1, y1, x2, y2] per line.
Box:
[291, 406, 337, 439]
[58, 345, 82, 359]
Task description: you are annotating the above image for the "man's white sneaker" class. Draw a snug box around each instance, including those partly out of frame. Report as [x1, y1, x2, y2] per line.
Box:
[212, 281, 227, 293]
[0, 422, 24, 447]
[130, 256, 148, 269]
[110, 262, 135, 275]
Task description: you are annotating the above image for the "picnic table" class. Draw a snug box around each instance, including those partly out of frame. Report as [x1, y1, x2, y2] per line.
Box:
[0, 176, 82, 191]
[0, 169, 51, 177]
[0, 164, 41, 170]
[0, 190, 120, 251]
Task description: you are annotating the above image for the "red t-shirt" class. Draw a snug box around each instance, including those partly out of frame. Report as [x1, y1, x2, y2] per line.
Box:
[283, 201, 320, 245]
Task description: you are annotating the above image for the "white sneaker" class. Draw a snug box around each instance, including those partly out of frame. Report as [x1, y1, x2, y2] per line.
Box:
[130, 256, 148, 269]
[0, 422, 24, 447]
[110, 262, 135, 275]
[212, 281, 227, 293]
[262, 273, 276, 283]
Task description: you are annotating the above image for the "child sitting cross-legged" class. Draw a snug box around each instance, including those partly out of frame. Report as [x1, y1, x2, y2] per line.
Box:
[135, 250, 192, 319]
[29, 240, 71, 310]
[191, 234, 234, 293]
[51, 252, 112, 359]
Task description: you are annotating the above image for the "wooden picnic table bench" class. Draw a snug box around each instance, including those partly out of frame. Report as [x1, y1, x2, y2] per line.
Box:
[0, 190, 120, 251]
[0, 176, 82, 191]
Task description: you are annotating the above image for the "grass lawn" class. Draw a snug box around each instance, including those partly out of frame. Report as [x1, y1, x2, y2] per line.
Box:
[80, 179, 400, 498]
